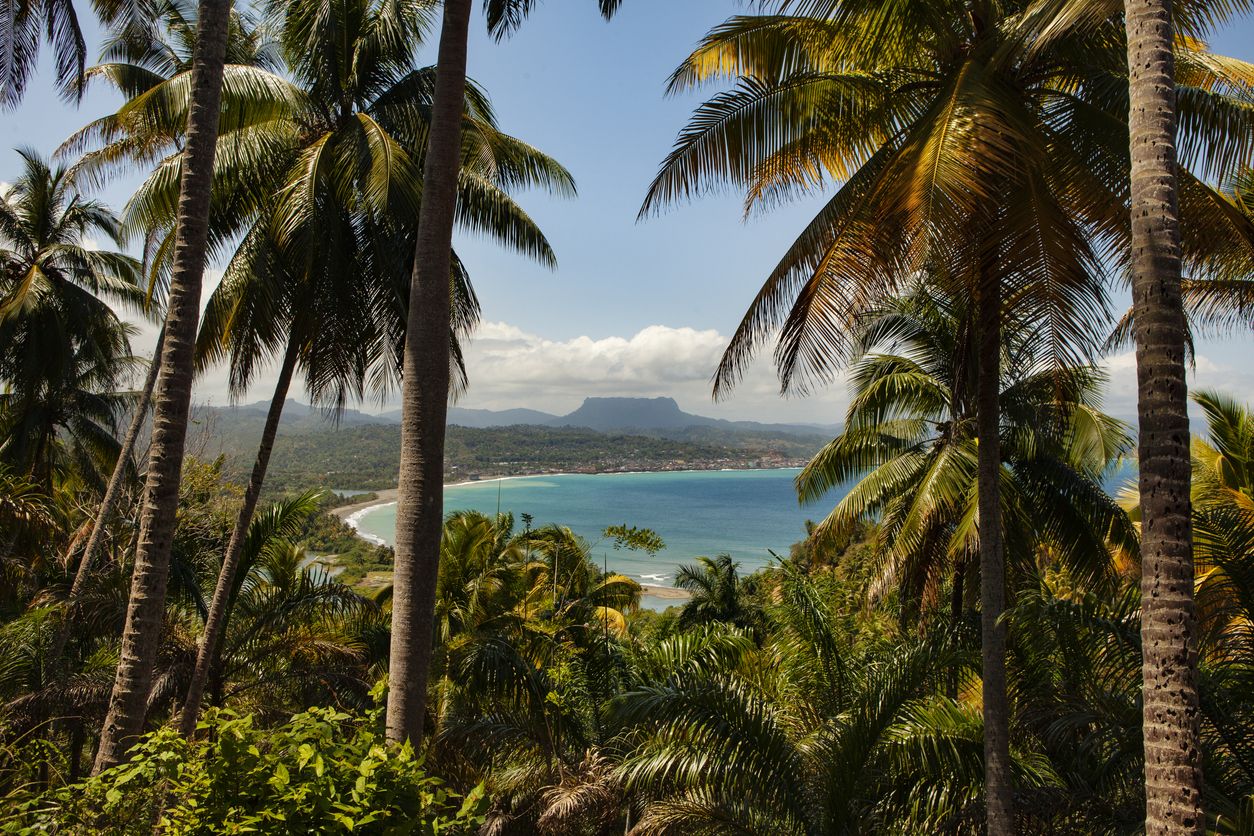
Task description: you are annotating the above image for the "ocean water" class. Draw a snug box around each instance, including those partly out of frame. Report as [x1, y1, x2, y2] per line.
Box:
[349, 462, 1141, 608]
[351, 469, 829, 591]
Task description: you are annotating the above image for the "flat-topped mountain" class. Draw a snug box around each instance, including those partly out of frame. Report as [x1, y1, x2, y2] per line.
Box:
[448, 396, 836, 437]
[554, 397, 699, 431]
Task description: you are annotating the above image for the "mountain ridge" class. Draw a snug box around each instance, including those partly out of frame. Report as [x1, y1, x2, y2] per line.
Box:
[220, 396, 837, 437]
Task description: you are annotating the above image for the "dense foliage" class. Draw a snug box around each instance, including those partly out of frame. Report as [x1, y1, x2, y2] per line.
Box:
[5, 701, 486, 833]
[3, 0, 1254, 831]
[202, 418, 821, 493]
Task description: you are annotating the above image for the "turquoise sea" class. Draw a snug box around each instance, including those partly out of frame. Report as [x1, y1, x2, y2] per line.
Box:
[349, 463, 1140, 609]
[349, 469, 832, 604]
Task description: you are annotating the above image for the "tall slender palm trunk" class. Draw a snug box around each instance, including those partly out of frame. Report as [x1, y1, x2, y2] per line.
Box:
[977, 276, 1013, 833]
[178, 337, 299, 736]
[92, 0, 234, 775]
[1123, 0, 1204, 830]
[386, 0, 473, 745]
[51, 328, 165, 664]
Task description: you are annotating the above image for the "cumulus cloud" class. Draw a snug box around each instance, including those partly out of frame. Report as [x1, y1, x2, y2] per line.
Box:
[468, 322, 726, 387]
[187, 314, 1254, 427]
[456, 321, 849, 423]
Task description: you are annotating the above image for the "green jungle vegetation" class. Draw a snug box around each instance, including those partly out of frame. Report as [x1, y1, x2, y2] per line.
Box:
[2, 0, 1254, 832]
[202, 421, 820, 494]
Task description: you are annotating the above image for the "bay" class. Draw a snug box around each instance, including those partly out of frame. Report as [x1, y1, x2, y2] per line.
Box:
[351, 469, 829, 596]
[349, 462, 1140, 610]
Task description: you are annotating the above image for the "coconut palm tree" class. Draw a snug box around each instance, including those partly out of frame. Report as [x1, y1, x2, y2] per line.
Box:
[163, 0, 572, 735]
[52, 0, 278, 670]
[0, 317, 137, 491]
[387, 0, 624, 748]
[1184, 391, 1254, 832]
[428, 514, 641, 832]
[642, 3, 1254, 825]
[0, 149, 143, 491]
[93, 0, 237, 774]
[674, 554, 762, 633]
[798, 285, 1137, 627]
[1176, 391, 1254, 650]
[58, 0, 281, 195]
[0, 0, 158, 106]
[193, 497, 379, 722]
[1123, 0, 1203, 821]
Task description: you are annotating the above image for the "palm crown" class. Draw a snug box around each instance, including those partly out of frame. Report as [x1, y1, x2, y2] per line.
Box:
[644, 0, 1254, 395]
[798, 283, 1137, 619]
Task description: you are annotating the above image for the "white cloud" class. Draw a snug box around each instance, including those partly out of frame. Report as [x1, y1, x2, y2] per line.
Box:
[456, 321, 848, 423]
[468, 322, 726, 386]
[185, 315, 1254, 428]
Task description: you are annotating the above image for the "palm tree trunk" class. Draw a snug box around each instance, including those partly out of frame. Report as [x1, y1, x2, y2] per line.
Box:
[977, 275, 1013, 834]
[92, 0, 234, 775]
[68, 718, 85, 783]
[386, 0, 473, 746]
[1123, 0, 1204, 829]
[54, 327, 165, 662]
[178, 337, 299, 736]
[949, 556, 966, 699]
[951, 556, 966, 629]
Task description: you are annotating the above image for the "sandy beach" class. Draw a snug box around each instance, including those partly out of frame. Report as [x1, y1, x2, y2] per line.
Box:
[331, 488, 397, 520]
[639, 584, 690, 600]
[330, 487, 692, 602]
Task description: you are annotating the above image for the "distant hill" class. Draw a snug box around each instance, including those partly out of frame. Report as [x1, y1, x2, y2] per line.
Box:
[443, 406, 560, 427]
[550, 397, 835, 438]
[211, 399, 390, 431]
[554, 397, 701, 431]
[194, 420, 821, 494]
[220, 395, 835, 439]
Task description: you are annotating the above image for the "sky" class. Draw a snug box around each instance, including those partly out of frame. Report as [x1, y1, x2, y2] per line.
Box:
[5, 0, 1254, 423]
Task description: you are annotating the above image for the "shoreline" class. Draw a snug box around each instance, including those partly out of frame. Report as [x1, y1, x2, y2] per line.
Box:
[330, 464, 803, 521]
[330, 470, 772, 603]
[639, 583, 690, 601]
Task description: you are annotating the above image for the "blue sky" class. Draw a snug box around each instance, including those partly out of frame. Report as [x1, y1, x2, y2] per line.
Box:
[5, 0, 1254, 422]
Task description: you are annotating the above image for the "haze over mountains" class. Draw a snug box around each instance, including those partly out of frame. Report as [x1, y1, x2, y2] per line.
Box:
[213, 396, 838, 438]
[195, 396, 833, 493]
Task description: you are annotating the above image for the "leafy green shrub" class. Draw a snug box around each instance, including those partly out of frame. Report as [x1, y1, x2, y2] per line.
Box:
[6, 703, 485, 834]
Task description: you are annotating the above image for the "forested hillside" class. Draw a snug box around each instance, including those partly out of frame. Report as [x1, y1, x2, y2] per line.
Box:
[206, 421, 824, 492]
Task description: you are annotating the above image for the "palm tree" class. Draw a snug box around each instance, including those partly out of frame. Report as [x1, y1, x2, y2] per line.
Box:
[798, 285, 1137, 627]
[52, 0, 278, 669]
[1123, 0, 1204, 825]
[612, 569, 1023, 832]
[0, 317, 137, 491]
[58, 0, 281, 192]
[0, 467, 55, 614]
[642, 4, 1254, 825]
[165, 0, 571, 735]
[0, 149, 143, 491]
[1183, 392, 1254, 832]
[187, 493, 379, 720]
[387, 0, 624, 748]
[427, 514, 641, 832]
[0, 0, 156, 106]
[1175, 391, 1254, 651]
[93, 0, 236, 774]
[674, 554, 761, 633]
